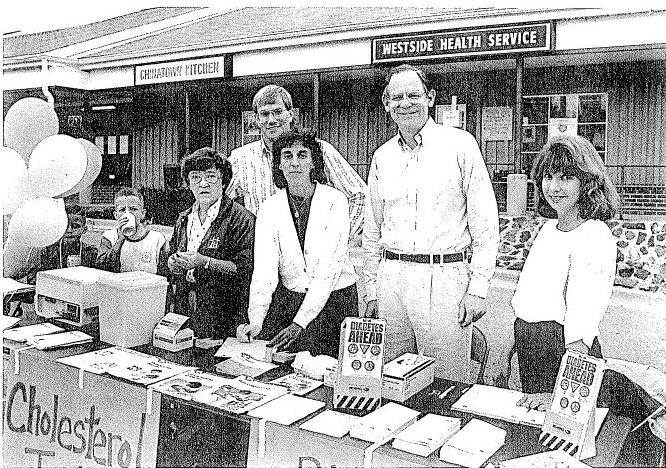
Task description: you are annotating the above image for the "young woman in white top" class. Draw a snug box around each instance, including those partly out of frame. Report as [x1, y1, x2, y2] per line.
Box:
[511, 135, 620, 410]
[236, 128, 358, 357]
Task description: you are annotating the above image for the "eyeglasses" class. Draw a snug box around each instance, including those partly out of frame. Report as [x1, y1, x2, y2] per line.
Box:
[256, 108, 288, 122]
[188, 172, 220, 185]
[387, 91, 427, 104]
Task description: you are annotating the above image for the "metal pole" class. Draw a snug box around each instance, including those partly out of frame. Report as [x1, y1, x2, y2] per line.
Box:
[514, 56, 524, 173]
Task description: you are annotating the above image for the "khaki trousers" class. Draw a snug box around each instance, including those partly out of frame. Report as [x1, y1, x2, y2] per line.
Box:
[377, 258, 472, 382]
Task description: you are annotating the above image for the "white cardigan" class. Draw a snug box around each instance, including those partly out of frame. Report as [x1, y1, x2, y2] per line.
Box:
[248, 183, 358, 330]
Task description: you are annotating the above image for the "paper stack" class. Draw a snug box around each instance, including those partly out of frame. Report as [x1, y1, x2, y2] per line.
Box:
[349, 402, 420, 443]
[28, 331, 93, 350]
[299, 410, 361, 438]
[451, 384, 545, 427]
[247, 394, 325, 425]
[439, 418, 506, 468]
[392, 414, 461, 457]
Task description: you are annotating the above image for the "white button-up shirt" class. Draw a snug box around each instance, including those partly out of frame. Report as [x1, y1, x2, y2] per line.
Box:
[185, 197, 221, 282]
[227, 138, 367, 239]
[363, 118, 499, 300]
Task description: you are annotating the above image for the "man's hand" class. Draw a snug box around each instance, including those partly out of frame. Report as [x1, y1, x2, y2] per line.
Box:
[364, 300, 379, 318]
[458, 293, 487, 327]
[236, 323, 261, 343]
[269, 323, 303, 351]
[517, 392, 553, 411]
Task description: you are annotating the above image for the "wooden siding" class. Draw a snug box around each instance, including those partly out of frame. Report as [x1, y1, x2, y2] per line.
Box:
[132, 118, 179, 188]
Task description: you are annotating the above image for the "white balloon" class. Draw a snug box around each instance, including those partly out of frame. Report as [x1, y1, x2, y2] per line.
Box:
[57, 139, 103, 197]
[8, 197, 68, 248]
[0, 147, 30, 213]
[28, 134, 87, 198]
[3, 97, 60, 163]
[2, 171, 36, 215]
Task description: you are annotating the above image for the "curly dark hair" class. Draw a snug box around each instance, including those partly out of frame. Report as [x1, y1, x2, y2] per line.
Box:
[531, 135, 620, 221]
[271, 128, 328, 189]
[180, 147, 232, 190]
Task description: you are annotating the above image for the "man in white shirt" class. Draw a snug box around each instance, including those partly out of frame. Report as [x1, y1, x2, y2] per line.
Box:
[363, 64, 499, 381]
[227, 84, 367, 239]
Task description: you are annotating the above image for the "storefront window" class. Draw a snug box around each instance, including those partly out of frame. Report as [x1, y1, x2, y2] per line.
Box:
[522, 93, 608, 173]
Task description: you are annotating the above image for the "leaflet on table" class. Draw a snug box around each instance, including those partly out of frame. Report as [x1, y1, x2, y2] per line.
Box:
[392, 414, 462, 457]
[439, 418, 506, 468]
[269, 373, 323, 395]
[3, 322, 63, 342]
[2, 316, 22, 331]
[451, 384, 545, 427]
[150, 371, 287, 414]
[349, 402, 420, 443]
[214, 337, 272, 361]
[499, 449, 591, 467]
[214, 354, 277, 378]
[195, 375, 288, 414]
[27, 331, 93, 350]
[247, 393, 325, 425]
[299, 410, 361, 438]
[1, 277, 35, 296]
[56, 346, 194, 384]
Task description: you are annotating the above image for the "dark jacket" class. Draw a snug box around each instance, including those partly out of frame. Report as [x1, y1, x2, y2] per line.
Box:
[170, 196, 255, 338]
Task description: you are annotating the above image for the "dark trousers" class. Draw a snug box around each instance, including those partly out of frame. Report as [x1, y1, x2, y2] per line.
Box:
[258, 282, 358, 358]
[514, 317, 648, 423]
[514, 318, 602, 394]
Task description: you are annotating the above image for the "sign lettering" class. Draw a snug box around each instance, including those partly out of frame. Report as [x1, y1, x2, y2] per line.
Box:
[373, 23, 551, 62]
[135, 57, 225, 85]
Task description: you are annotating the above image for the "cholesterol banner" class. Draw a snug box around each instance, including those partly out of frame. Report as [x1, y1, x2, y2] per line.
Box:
[540, 350, 605, 459]
[333, 317, 386, 413]
[3, 344, 160, 468]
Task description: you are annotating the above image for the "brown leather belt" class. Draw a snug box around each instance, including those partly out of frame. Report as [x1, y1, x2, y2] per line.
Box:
[383, 250, 466, 264]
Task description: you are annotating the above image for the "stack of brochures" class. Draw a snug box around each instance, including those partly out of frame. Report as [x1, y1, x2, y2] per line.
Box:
[349, 402, 420, 443]
[392, 414, 461, 457]
[299, 410, 360, 438]
[3, 322, 63, 342]
[247, 394, 325, 425]
[439, 418, 506, 468]
[451, 384, 546, 427]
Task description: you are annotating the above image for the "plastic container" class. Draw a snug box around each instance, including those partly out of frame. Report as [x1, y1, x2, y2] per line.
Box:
[97, 271, 168, 347]
[506, 173, 528, 215]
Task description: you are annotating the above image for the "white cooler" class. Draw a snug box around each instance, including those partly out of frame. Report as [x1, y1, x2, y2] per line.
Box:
[97, 271, 168, 347]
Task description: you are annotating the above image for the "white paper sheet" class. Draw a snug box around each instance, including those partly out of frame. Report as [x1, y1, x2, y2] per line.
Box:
[269, 373, 323, 396]
[3, 322, 63, 342]
[214, 337, 272, 361]
[451, 384, 545, 427]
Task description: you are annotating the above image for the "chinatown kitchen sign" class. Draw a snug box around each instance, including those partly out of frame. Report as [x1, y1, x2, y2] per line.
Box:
[373, 23, 552, 63]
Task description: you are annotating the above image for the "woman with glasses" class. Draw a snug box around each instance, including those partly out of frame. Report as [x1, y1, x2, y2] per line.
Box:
[236, 128, 358, 358]
[168, 148, 255, 339]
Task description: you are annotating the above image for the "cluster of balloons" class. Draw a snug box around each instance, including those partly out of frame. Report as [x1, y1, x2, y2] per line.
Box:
[2, 97, 103, 259]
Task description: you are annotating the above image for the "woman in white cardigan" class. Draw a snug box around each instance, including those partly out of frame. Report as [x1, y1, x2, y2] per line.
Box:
[237, 128, 358, 357]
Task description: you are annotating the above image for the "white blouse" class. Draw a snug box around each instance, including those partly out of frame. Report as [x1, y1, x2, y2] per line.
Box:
[248, 183, 357, 331]
[511, 219, 617, 348]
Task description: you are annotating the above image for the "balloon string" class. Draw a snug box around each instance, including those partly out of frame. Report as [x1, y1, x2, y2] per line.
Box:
[41, 59, 54, 107]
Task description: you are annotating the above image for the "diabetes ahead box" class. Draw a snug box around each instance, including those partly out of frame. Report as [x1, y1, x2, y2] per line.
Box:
[383, 353, 436, 402]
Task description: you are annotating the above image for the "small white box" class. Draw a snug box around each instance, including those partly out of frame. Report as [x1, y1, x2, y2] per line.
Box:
[97, 271, 168, 347]
[153, 313, 193, 352]
[382, 353, 435, 402]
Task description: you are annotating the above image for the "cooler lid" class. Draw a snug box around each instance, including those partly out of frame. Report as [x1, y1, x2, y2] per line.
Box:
[97, 270, 168, 289]
[37, 266, 102, 285]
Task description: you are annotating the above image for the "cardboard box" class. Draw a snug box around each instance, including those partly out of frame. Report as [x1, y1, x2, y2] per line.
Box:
[383, 353, 435, 402]
[153, 313, 193, 352]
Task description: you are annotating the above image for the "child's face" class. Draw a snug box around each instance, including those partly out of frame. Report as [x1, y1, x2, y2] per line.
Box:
[114, 195, 145, 223]
[541, 171, 581, 219]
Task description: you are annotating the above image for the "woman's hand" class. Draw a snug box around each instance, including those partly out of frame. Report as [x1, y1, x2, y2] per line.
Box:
[517, 392, 553, 411]
[236, 324, 261, 343]
[269, 323, 303, 351]
[168, 254, 185, 274]
[176, 251, 207, 270]
[565, 339, 590, 354]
